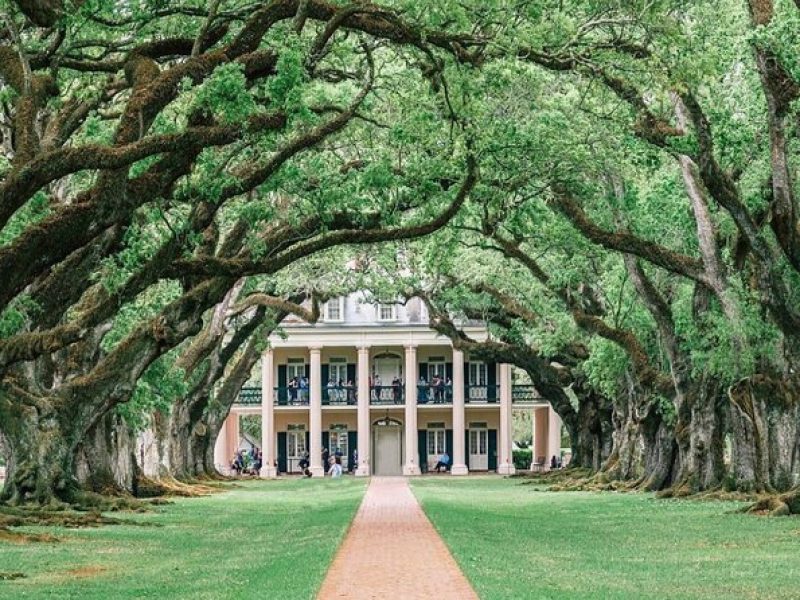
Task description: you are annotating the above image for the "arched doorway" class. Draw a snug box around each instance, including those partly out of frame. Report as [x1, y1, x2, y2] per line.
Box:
[372, 417, 402, 475]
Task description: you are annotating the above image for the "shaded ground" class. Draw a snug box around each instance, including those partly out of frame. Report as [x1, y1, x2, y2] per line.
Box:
[0, 478, 366, 599]
[411, 476, 800, 600]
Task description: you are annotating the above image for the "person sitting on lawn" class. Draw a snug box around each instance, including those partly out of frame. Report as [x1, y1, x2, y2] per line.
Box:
[435, 451, 450, 473]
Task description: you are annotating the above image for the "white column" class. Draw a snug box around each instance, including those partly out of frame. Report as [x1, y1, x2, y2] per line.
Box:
[213, 420, 228, 474]
[534, 406, 549, 470]
[497, 363, 516, 475]
[260, 349, 277, 478]
[451, 348, 468, 475]
[403, 344, 420, 475]
[356, 346, 371, 476]
[226, 412, 240, 469]
[548, 405, 563, 467]
[309, 346, 324, 477]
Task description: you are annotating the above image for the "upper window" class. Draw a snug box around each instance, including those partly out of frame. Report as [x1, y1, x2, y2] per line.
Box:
[324, 298, 344, 322]
[378, 303, 396, 322]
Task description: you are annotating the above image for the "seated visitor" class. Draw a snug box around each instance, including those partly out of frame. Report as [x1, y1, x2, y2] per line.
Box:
[299, 451, 310, 470]
[435, 451, 450, 473]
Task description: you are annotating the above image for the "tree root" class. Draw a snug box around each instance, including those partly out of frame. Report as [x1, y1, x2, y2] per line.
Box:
[745, 490, 800, 517]
[135, 475, 222, 498]
[0, 571, 26, 580]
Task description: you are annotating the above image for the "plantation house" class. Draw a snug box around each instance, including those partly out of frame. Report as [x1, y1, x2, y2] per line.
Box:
[215, 293, 563, 476]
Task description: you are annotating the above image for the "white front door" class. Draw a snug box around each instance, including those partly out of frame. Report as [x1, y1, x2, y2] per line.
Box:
[374, 425, 402, 475]
[469, 428, 488, 470]
[287, 431, 306, 473]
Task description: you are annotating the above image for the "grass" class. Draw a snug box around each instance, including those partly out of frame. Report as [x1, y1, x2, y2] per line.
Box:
[0, 478, 366, 599]
[411, 476, 800, 600]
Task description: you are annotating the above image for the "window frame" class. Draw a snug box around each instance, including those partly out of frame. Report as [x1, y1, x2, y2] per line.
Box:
[427, 428, 446, 456]
[324, 297, 345, 322]
[377, 303, 397, 322]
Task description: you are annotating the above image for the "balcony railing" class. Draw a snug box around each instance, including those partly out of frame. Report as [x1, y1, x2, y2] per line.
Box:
[465, 384, 500, 403]
[323, 385, 357, 405]
[238, 383, 541, 407]
[238, 386, 262, 405]
[370, 385, 405, 405]
[416, 384, 453, 404]
[512, 384, 543, 403]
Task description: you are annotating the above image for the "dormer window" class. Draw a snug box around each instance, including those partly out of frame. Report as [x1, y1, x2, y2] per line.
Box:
[324, 297, 344, 322]
[378, 303, 396, 322]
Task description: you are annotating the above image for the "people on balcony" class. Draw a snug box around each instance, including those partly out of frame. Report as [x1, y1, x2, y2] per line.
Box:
[391, 375, 402, 403]
[417, 376, 428, 403]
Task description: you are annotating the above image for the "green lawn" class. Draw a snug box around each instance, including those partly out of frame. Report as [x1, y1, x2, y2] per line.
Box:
[1, 478, 366, 599]
[411, 477, 800, 600]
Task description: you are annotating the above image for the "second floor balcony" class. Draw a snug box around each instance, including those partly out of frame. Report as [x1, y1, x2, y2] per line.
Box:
[237, 383, 542, 407]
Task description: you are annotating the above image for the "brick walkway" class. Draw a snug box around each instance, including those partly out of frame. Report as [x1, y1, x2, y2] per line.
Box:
[317, 477, 478, 599]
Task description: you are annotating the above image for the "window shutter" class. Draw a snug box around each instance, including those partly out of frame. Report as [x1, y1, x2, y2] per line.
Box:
[321, 364, 330, 403]
[464, 362, 470, 396]
[277, 432, 287, 473]
[419, 362, 428, 381]
[304, 363, 310, 378]
[278, 365, 287, 388]
[277, 365, 287, 405]
[347, 431, 357, 458]
[486, 362, 497, 401]
[418, 429, 428, 473]
[445, 429, 453, 467]
[488, 429, 498, 471]
[465, 430, 470, 469]
[445, 362, 453, 380]
[322, 431, 329, 456]
[305, 431, 310, 458]
[347, 363, 356, 383]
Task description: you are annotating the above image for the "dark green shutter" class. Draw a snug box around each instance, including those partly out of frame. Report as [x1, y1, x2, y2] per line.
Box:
[304, 363, 310, 378]
[277, 432, 287, 473]
[487, 362, 497, 401]
[464, 362, 470, 398]
[322, 431, 329, 452]
[278, 365, 287, 405]
[465, 430, 470, 469]
[445, 429, 453, 470]
[419, 362, 428, 381]
[321, 364, 330, 402]
[347, 363, 356, 383]
[445, 363, 453, 380]
[305, 432, 310, 458]
[445, 363, 453, 402]
[348, 430, 357, 469]
[418, 429, 427, 473]
[488, 429, 498, 471]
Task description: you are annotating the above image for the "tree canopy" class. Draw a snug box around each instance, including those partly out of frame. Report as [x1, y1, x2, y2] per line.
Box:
[0, 0, 798, 510]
